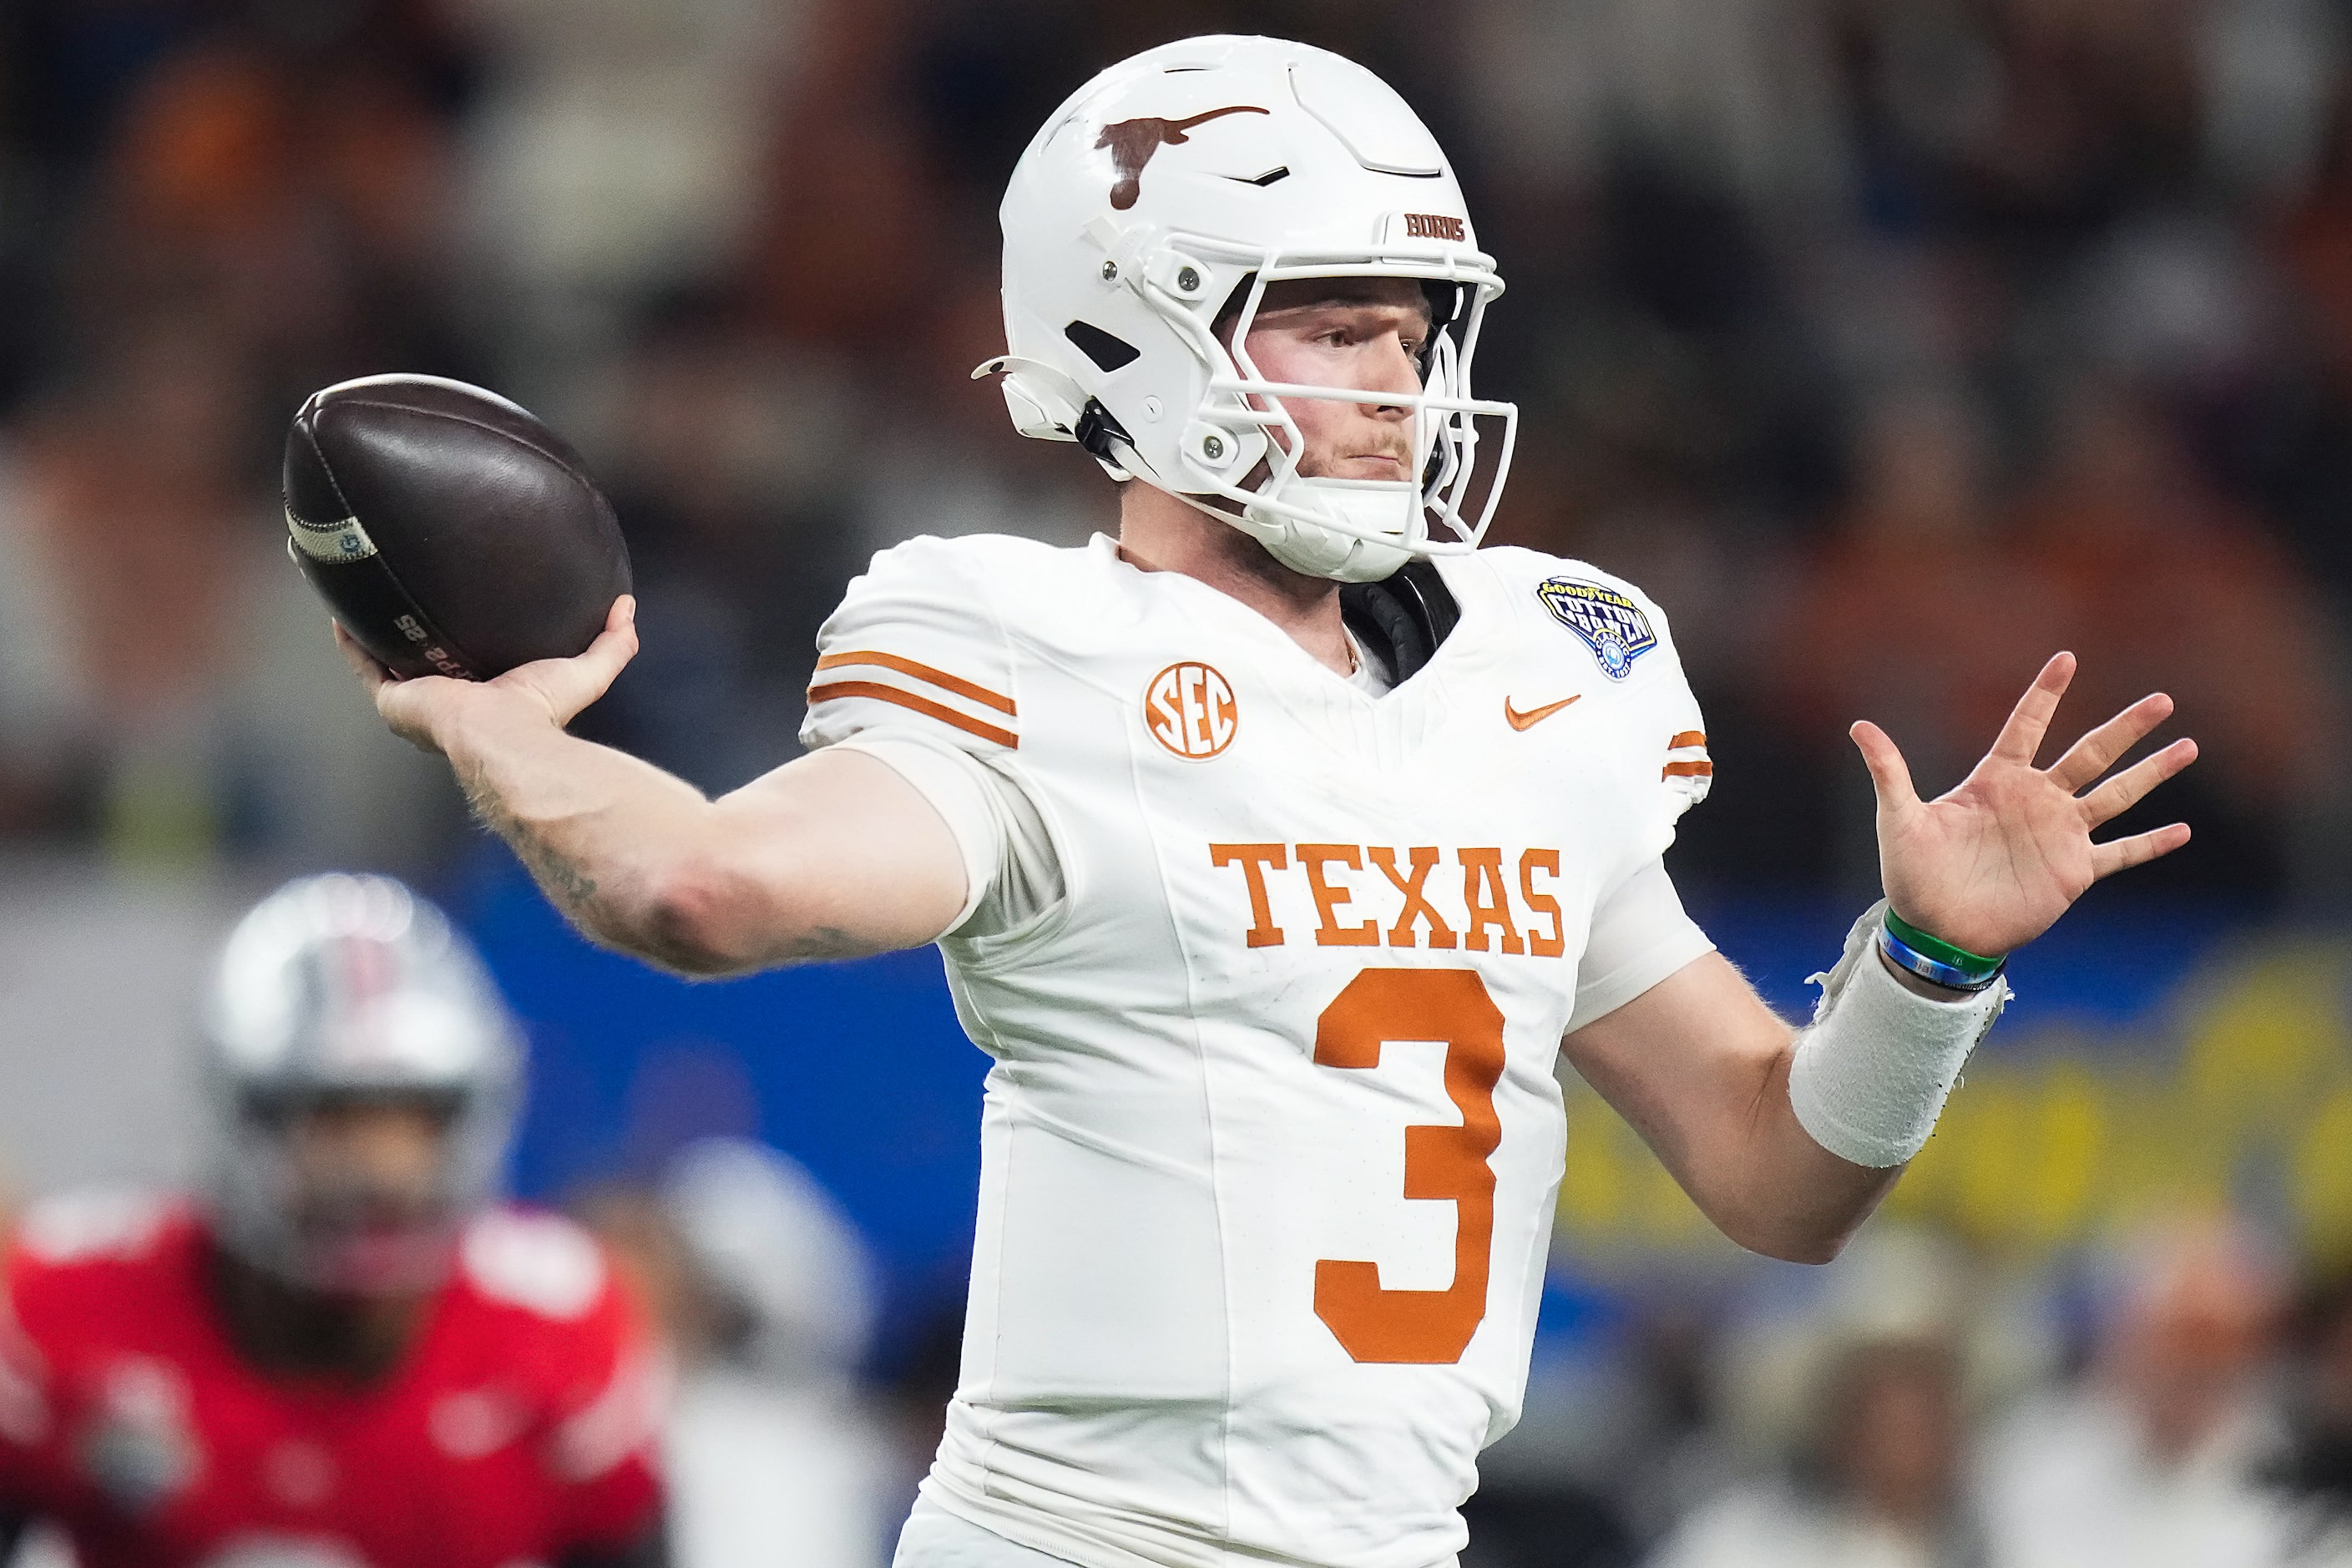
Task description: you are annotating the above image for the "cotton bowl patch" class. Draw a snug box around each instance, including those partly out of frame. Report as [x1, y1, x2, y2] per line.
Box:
[1537, 579, 1656, 678]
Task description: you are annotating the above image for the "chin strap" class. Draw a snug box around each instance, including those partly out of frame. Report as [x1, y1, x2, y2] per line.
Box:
[1157, 485, 1404, 584]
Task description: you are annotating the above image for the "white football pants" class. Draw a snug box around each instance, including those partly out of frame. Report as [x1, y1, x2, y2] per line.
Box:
[890, 1496, 1462, 1568]
[891, 1498, 1083, 1567]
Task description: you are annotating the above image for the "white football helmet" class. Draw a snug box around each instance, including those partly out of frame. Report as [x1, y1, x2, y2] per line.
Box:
[979, 34, 1517, 583]
[198, 874, 524, 1295]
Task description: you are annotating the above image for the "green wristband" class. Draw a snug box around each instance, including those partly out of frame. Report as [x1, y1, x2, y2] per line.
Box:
[1882, 907, 2005, 979]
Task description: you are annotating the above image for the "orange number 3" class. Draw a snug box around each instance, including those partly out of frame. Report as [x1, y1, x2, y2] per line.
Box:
[1313, 967, 1506, 1364]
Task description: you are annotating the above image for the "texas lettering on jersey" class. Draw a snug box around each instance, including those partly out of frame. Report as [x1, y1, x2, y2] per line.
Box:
[1210, 842, 1569, 955]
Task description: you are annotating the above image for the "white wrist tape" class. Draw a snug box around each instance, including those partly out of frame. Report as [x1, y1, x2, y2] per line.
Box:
[1788, 900, 2008, 1168]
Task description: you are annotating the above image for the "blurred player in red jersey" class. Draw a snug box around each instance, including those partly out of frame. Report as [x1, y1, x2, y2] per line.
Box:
[0, 874, 668, 1568]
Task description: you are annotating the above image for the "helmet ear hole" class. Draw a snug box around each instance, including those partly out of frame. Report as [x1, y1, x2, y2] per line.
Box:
[1065, 321, 1141, 372]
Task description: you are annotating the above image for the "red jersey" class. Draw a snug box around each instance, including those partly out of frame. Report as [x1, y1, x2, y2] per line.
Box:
[0, 1191, 664, 1568]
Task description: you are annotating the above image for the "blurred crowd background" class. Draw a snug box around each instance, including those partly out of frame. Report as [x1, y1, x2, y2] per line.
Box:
[8, 0, 2352, 1563]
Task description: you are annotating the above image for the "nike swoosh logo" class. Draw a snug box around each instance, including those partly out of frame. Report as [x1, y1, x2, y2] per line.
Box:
[1505, 694, 1582, 731]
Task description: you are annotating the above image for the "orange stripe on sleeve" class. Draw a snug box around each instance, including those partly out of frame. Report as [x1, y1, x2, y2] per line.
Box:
[815, 650, 1016, 715]
[806, 681, 1019, 749]
[1667, 731, 1707, 751]
[1662, 761, 1714, 780]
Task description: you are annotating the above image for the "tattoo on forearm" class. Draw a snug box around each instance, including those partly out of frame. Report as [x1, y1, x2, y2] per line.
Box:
[453, 763, 860, 974]
[784, 925, 859, 960]
[520, 837, 600, 908]
[461, 773, 599, 913]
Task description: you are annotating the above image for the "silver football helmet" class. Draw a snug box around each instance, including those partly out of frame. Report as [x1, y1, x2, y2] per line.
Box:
[198, 874, 524, 1295]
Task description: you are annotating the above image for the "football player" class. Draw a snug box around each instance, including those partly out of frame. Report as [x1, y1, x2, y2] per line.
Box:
[0, 874, 666, 1568]
[339, 37, 2196, 1568]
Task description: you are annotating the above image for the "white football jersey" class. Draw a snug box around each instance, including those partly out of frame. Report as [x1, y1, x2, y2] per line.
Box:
[802, 534, 1715, 1568]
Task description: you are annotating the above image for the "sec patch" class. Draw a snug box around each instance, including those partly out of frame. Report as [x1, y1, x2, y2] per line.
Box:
[1537, 579, 1656, 680]
[1146, 662, 1238, 759]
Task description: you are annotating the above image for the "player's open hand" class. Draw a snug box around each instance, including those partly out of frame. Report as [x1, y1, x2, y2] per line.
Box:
[336, 596, 640, 756]
[1849, 652, 2196, 958]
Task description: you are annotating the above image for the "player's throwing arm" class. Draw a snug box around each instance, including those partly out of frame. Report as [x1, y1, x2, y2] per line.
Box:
[341, 602, 974, 974]
[282, 374, 977, 974]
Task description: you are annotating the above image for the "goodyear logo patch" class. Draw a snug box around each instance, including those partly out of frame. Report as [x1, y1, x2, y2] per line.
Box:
[1538, 578, 1656, 679]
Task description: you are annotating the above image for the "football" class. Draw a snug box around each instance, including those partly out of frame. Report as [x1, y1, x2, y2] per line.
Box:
[282, 373, 630, 681]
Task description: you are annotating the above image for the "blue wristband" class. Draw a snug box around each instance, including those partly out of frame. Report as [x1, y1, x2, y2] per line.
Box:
[1877, 922, 2006, 993]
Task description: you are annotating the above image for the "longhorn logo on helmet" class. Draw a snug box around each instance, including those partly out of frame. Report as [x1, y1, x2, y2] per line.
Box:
[1096, 106, 1268, 210]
